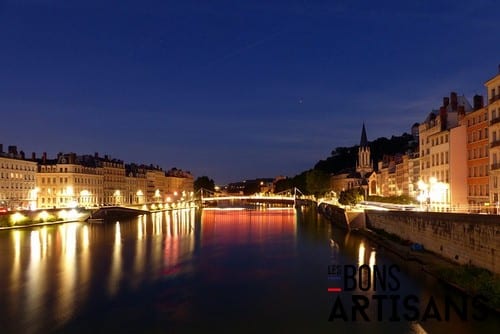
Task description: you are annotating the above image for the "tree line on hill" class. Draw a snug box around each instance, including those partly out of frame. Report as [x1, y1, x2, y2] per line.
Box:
[193, 132, 416, 198]
[275, 132, 416, 196]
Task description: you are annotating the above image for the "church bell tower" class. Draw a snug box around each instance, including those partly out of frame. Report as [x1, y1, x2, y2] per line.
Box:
[356, 123, 373, 176]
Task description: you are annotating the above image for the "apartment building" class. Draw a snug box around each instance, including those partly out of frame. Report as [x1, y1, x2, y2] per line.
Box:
[36, 153, 104, 209]
[462, 95, 489, 211]
[418, 92, 470, 211]
[0, 145, 37, 210]
[487, 67, 500, 206]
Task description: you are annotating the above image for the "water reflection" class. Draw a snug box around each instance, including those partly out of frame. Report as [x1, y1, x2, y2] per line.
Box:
[108, 222, 122, 296]
[201, 208, 297, 245]
[57, 223, 78, 323]
[0, 208, 498, 333]
[26, 230, 43, 329]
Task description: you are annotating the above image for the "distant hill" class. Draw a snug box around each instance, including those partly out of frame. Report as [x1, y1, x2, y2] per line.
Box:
[275, 132, 417, 194]
[314, 132, 416, 174]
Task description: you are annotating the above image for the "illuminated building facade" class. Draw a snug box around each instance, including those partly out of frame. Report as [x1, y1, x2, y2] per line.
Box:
[487, 67, 500, 206]
[36, 153, 104, 209]
[125, 164, 147, 205]
[0, 145, 37, 210]
[462, 96, 489, 211]
[418, 92, 471, 210]
[96, 154, 126, 205]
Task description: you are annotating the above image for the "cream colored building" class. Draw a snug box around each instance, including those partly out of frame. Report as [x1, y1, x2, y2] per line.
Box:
[487, 68, 500, 207]
[376, 154, 418, 198]
[97, 155, 126, 205]
[0, 145, 37, 210]
[125, 164, 147, 205]
[418, 92, 470, 211]
[37, 153, 104, 209]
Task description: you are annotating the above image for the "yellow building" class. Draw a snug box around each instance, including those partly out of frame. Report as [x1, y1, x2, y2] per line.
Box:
[125, 164, 147, 205]
[0, 145, 37, 210]
[487, 67, 500, 207]
[418, 92, 470, 211]
[36, 153, 104, 209]
[165, 168, 194, 197]
[97, 154, 126, 205]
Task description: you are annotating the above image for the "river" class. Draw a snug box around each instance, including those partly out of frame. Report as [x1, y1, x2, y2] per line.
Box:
[0, 206, 498, 333]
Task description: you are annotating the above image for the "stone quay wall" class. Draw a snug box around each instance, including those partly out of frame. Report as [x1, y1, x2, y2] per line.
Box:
[365, 210, 500, 275]
[318, 203, 365, 230]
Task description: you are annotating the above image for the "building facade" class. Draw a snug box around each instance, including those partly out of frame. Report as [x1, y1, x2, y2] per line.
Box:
[418, 92, 471, 211]
[487, 67, 500, 208]
[0, 145, 37, 210]
[462, 96, 489, 212]
[36, 153, 104, 209]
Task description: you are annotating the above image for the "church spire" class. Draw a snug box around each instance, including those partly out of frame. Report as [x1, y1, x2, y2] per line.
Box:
[356, 123, 372, 176]
[360, 123, 368, 147]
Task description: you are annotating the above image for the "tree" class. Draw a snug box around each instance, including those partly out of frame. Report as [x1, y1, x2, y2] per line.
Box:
[305, 169, 330, 196]
[194, 176, 215, 192]
[338, 187, 364, 206]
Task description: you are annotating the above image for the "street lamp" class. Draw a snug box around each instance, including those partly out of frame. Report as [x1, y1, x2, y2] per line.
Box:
[417, 179, 428, 211]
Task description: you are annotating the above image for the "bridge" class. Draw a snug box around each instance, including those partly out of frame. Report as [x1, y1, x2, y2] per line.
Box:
[198, 188, 315, 207]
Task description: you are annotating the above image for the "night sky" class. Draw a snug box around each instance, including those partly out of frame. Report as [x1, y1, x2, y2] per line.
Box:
[1, 0, 500, 184]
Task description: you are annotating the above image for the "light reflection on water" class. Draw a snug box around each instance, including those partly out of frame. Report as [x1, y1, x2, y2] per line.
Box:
[0, 207, 498, 333]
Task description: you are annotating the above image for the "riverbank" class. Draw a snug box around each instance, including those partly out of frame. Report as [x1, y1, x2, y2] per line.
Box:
[0, 208, 91, 229]
[354, 226, 500, 314]
[0, 219, 85, 230]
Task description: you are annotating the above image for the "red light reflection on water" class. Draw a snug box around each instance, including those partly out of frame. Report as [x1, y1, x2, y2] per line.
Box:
[201, 208, 296, 245]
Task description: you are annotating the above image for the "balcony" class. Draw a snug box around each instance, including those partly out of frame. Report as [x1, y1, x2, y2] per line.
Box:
[491, 117, 500, 126]
[491, 140, 500, 149]
[491, 163, 500, 171]
[490, 94, 500, 104]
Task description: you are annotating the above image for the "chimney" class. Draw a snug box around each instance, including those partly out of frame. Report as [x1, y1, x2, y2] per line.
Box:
[443, 97, 450, 107]
[32, 152, 36, 161]
[439, 106, 448, 131]
[20, 151, 25, 159]
[450, 92, 458, 111]
[8, 145, 18, 155]
[42, 152, 47, 163]
[473, 95, 484, 110]
[458, 105, 465, 121]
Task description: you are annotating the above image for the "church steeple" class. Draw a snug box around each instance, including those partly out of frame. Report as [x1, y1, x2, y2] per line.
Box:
[360, 123, 368, 147]
[356, 123, 372, 176]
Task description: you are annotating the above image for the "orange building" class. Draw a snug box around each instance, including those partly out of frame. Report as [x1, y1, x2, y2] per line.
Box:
[462, 96, 489, 212]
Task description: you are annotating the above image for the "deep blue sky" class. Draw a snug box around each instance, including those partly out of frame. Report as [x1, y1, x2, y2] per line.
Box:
[1, 0, 499, 184]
